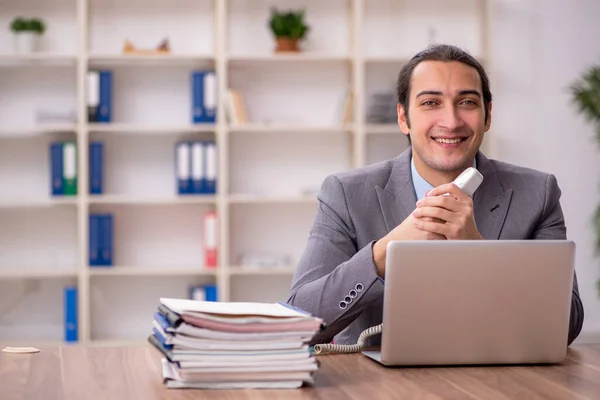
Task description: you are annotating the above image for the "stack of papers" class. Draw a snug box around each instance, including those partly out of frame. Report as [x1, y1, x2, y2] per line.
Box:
[149, 297, 324, 389]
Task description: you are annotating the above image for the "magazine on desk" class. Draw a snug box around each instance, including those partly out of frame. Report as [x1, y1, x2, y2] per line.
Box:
[149, 297, 325, 389]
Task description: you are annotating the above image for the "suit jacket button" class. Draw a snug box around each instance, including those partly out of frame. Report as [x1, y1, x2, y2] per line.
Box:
[355, 283, 364, 292]
[339, 301, 347, 309]
[349, 289, 357, 298]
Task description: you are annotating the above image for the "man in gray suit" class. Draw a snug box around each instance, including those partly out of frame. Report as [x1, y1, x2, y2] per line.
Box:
[287, 44, 584, 348]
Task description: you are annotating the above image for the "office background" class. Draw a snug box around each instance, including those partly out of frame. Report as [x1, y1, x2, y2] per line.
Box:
[0, 0, 598, 346]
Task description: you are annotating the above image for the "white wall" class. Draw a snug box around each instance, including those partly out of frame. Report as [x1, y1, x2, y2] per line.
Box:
[491, 0, 600, 341]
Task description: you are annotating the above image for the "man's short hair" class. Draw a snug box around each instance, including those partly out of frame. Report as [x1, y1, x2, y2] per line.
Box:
[396, 43, 493, 131]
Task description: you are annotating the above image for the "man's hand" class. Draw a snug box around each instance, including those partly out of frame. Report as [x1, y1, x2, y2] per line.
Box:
[372, 213, 445, 278]
[412, 183, 484, 240]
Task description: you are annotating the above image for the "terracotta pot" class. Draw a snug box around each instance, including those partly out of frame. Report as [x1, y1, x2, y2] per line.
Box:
[275, 37, 299, 52]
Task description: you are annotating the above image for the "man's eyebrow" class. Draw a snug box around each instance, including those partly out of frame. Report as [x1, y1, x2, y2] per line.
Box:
[415, 89, 482, 98]
[458, 89, 482, 98]
[415, 90, 443, 98]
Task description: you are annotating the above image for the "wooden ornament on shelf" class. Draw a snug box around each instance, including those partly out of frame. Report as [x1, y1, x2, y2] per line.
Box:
[122, 38, 171, 55]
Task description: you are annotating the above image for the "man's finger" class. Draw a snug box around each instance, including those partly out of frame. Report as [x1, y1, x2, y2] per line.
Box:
[413, 206, 454, 224]
[413, 219, 450, 237]
[416, 196, 461, 212]
[426, 183, 469, 199]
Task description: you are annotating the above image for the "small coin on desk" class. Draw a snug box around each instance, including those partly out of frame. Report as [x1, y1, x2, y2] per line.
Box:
[2, 347, 41, 354]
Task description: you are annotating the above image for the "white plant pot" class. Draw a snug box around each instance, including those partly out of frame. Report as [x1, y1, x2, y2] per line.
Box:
[14, 32, 41, 54]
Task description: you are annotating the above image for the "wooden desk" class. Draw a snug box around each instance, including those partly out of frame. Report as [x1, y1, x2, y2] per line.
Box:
[1, 344, 600, 400]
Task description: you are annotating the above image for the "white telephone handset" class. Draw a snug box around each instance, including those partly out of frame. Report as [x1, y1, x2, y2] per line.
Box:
[313, 167, 484, 355]
[450, 167, 483, 198]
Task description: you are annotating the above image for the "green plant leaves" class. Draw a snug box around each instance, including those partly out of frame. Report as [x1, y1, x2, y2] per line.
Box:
[9, 17, 45, 34]
[268, 7, 309, 40]
[595, 201, 600, 256]
[571, 63, 600, 295]
[571, 65, 600, 145]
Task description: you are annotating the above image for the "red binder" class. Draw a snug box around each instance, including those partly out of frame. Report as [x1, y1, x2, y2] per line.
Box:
[203, 211, 218, 268]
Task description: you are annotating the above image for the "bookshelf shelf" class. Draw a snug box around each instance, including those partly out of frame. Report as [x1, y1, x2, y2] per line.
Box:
[88, 53, 215, 66]
[87, 123, 217, 134]
[0, 198, 78, 209]
[227, 195, 317, 205]
[89, 195, 217, 205]
[0, 53, 77, 66]
[227, 124, 353, 134]
[0, 269, 78, 280]
[228, 266, 296, 276]
[88, 267, 217, 277]
[0, 0, 493, 345]
[0, 124, 78, 137]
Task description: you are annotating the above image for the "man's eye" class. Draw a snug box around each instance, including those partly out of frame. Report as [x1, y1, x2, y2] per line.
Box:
[422, 101, 437, 106]
[461, 100, 477, 106]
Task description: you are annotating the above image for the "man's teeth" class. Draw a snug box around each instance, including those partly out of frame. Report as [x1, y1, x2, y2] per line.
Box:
[435, 138, 462, 144]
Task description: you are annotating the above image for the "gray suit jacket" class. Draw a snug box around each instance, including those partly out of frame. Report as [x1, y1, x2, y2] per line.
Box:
[287, 148, 584, 346]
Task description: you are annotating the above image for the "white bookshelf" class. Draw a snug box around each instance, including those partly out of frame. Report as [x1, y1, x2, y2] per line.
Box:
[87, 123, 217, 133]
[0, 0, 493, 345]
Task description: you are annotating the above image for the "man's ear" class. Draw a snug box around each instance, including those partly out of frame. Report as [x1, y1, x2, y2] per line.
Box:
[484, 101, 493, 131]
[397, 103, 410, 136]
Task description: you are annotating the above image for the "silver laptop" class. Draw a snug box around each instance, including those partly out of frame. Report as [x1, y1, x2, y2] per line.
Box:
[363, 240, 575, 366]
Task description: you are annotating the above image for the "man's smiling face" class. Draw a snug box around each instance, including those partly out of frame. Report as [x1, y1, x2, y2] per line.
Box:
[398, 60, 492, 178]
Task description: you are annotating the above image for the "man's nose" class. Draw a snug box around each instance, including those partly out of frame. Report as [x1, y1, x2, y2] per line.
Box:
[438, 106, 464, 131]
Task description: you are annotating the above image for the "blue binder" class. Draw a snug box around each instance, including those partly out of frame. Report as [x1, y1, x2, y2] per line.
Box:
[100, 214, 113, 266]
[191, 70, 216, 124]
[98, 71, 112, 123]
[205, 284, 218, 302]
[50, 142, 63, 195]
[154, 312, 172, 331]
[175, 142, 191, 194]
[190, 141, 205, 194]
[64, 286, 78, 342]
[204, 141, 217, 194]
[89, 142, 103, 194]
[89, 214, 100, 266]
[152, 327, 173, 350]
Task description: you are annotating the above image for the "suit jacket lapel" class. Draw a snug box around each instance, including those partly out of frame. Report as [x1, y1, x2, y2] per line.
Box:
[375, 148, 416, 232]
[473, 151, 513, 239]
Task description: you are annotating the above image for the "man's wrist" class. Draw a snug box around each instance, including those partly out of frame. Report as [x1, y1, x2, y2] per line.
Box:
[372, 239, 387, 278]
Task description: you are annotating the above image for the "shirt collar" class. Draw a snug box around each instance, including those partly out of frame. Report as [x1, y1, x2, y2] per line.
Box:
[410, 156, 477, 201]
[411, 157, 434, 201]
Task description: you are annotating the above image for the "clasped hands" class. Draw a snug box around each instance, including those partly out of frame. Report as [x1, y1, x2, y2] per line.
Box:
[373, 182, 484, 277]
[411, 182, 483, 241]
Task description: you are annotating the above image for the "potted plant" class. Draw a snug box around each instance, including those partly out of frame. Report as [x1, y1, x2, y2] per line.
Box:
[570, 64, 600, 294]
[10, 17, 46, 54]
[268, 8, 309, 52]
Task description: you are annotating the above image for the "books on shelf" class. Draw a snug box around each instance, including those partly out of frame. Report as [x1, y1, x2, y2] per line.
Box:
[50, 141, 105, 197]
[149, 298, 323, 389]
[175, 141, 217, 195]
[89, 141, 104, 194]
[89, 214, 114, 267]
[64, 286, 78, 342]
[225, 89, 249, 125]
[337, 89, 353, 125]
[191, 70, 216, 124]
[203, 211, 218, 268]
[87, 70, 113, 123]
[189, 284, 218, 301]
[50, 141, 77, 196]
